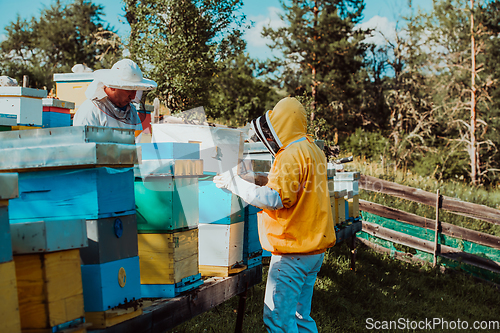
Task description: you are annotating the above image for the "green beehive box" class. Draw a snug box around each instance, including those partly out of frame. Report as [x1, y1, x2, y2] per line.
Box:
[135, 177, 199, 233]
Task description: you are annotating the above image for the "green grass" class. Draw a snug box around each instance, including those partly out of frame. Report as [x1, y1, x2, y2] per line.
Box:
[171, 242, 500, 332]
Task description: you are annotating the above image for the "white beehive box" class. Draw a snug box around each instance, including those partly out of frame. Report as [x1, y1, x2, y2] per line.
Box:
[198, 222, 244, 268]
[0, 87, 47, 126]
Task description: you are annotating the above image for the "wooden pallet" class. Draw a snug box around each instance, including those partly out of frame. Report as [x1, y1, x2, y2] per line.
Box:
[22, 321, 90, 333]
[85, 301, 150, 330]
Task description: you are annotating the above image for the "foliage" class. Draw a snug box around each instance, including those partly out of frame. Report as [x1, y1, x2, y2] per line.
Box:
[261, 0, 370, 142]
[341, 127, 389, 161]
[409, 0, 499, 184]
[340, 0, 500, 186]
[207, 49, 281, 127]
[124, 0, 248, 115]
[0, 0, 122, 90]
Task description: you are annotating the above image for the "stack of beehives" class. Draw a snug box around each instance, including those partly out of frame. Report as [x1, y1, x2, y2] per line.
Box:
[333, 171, 360, 225]
[152, 123, 248, 277]
[0, 86, 47, 130]
[42, 98, 74, 128]
[134, 142, 204, 297]
[0, 126, 141, 331]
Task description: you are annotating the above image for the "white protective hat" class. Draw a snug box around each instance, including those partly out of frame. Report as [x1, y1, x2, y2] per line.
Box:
[85, 59, 157, 99]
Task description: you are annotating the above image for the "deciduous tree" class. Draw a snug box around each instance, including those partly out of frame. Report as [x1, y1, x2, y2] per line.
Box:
[0, 0, 121, 90]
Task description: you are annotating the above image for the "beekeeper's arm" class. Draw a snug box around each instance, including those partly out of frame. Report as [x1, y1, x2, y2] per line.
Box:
[213, 171, 283, 211]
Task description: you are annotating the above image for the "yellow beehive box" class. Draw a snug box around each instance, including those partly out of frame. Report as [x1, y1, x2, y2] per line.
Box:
[53, 73, 94, 114]
[331, 190, 347, 226]
[0, 260, 21, 333]
[138, 229, 199, 285]
[14, 249, 84, 330]
[348, 194, 360, 219]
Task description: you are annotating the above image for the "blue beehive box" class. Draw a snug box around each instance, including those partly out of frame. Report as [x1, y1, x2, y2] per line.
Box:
[0, 173, 18, 264]
[81, 256, 141, 312]
[9, 167, 135, 222]
[138, 142, 200, 160]
[199, 179, 245, 224]
[140, 274, 203, 298]
[244, 205, 262, 255]
[244, 205, 263, 268]
[0, 205, 12, 264]
[42, 111, 71, 127]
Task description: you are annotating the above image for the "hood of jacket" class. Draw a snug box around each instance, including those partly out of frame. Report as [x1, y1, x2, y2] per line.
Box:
[251, 97, 307, 156]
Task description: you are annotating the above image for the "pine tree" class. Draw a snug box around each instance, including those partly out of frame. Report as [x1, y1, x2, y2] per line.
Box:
[262, 0, 369, 143]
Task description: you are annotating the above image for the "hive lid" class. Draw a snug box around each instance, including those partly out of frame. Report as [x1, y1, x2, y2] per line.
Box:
[42, 98, 76, 109]
[0, 86, 47, 98]
[53, 72, 94, 82]
[0, 125, 135, 149]
[334, 171, 360, 181]
[0, 143, 138, 172]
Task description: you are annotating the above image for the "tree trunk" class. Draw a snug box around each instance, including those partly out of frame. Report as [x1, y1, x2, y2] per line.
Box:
[310, 1, 319, 122]
[470, 0, 478, 185]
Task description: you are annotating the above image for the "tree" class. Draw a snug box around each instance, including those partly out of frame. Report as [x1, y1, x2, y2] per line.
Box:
[123, 0, 247, 114]
[0, 0, 122, 90]
[208, 50, 280, 126]
[418, 0, 499, 184]
[261, 0, 369, 143]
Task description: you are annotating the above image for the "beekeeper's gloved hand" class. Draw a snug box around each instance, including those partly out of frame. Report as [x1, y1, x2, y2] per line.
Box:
[213, 170, 283, 211]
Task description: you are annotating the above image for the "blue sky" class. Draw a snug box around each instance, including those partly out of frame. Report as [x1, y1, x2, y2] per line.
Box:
[0, 0, 433, 60]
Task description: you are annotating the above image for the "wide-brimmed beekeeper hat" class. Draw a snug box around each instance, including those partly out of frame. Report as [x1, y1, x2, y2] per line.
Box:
[85, 59, 157, 99]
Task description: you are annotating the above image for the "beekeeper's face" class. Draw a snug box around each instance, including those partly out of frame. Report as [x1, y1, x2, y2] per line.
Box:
[105, 87, 137, 108]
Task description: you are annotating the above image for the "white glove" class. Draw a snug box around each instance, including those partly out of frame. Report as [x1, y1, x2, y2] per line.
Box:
[213, 170, 283, 210]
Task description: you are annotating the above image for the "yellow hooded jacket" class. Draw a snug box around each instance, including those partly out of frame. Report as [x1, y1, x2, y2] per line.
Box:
[252, 97, 336, 255]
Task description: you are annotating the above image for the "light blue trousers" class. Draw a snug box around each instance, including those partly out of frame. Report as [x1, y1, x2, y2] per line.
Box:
[263, 252, 325, 333]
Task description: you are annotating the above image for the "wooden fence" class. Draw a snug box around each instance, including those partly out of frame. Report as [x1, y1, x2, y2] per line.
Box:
[357, 175, 500, 283]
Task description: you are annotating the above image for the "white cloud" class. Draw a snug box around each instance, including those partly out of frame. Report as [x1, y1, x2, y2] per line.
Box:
[245, 7, 285, 48]
[358, 15, 397, 46]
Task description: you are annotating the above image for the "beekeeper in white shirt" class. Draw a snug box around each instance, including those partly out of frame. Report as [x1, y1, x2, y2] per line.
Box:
[73, 59, 157, 139]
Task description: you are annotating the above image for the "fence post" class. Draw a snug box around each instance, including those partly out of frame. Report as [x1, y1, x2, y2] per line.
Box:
[433, 189, 441, 267]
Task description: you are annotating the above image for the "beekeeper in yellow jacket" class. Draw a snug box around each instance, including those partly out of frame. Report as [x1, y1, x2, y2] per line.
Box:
[214, 97, 336, 333]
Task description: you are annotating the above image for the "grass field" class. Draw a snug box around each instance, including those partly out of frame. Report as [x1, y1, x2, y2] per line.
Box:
[172, 242, 500, 332]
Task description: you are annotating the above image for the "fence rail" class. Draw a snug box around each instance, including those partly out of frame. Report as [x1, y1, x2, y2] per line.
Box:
[357, 174, 500, 282]
[360, 175, 500, 225]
